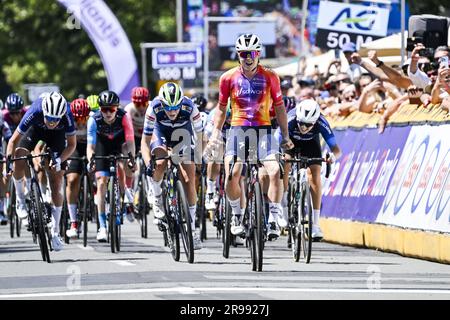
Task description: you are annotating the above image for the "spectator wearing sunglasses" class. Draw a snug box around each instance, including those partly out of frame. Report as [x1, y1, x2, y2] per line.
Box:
[87, 90, 137, 242]
[275, 99, 341, 241]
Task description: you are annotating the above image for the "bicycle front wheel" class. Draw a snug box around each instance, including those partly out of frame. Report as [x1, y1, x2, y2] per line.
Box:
[222, 198, 232, 259]
[301, 181, 313, 263]
[254, 182, 264, 272]
[32, 182, 51, 263]
[176, 180, 194, 263]
[108, 180, 116, 253]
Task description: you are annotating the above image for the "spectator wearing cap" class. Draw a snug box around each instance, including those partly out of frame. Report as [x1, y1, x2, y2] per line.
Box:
[342, 42, 363, 82]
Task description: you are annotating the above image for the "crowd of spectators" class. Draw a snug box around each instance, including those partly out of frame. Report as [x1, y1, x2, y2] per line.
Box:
[281, 41, 450, 134]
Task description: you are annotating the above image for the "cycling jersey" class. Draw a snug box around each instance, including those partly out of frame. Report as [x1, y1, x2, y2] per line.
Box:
[74, 121, 88, 144]
[204, 107, 231, 139]
[2, 108, 27, 133]
[17, 98, 75, 136]
[279, 109, 337, 148]
[87, 109, 134, 175]
[124, 102, 146, 138]
[0, 118, 12, 142]
[87, 109, 134, 146]
[143, 96, 203, 136]
[218, 65, 283, 127]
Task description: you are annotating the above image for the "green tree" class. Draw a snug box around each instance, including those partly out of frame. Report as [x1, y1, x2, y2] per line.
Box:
[0, 0, 176, 102]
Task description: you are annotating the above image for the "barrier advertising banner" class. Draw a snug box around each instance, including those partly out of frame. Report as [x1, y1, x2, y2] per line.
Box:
[377, 125, 450, 233]
[321, 124, 450, 234]
[58, 0, 139, 104]
[316, 0, 389, 50]
[321, 126, 410, 222]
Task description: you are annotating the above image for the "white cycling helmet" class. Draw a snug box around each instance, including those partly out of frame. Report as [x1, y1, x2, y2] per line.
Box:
[42, 91, 67, 119]
[296, 99, 321, 124]
[235, 33, 262, 52]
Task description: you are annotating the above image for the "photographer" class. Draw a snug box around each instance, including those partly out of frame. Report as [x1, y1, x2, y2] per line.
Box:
[408, 43, 434, 89]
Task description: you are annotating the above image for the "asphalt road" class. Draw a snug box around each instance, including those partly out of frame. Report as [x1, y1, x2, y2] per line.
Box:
[1, 215, 450, 301]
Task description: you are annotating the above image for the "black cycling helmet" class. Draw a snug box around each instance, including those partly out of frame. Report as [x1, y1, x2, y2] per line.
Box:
[191, 93, 208, 112]
[98, 90, 120, 107]
[6, 93, 25, 112]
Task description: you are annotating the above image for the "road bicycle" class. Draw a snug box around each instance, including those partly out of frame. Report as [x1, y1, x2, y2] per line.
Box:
[151, 154, 194, 263]
[285, 154, 331, 263]
[10, 151, 54, 263]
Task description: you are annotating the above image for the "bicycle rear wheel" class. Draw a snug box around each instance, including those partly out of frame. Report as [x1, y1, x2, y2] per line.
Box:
[301, 181, 313, 263]
[176, 180, 194, 263]
[222, 198, 232, 259]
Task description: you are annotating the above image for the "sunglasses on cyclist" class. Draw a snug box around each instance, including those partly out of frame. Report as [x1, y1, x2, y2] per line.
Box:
[100, 106, 118, 114]
[298, 121, 314, 128]
[238, 51, 259, 60]
[44, 115, 61, 124]
[164, 104, 181, 112]
[135, 101, 148, 108]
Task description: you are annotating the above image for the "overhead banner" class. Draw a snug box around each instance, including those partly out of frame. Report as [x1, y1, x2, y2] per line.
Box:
[58, 0, 139, 104]
[321, 124, 450, 234]
[315, 0, 389, 50]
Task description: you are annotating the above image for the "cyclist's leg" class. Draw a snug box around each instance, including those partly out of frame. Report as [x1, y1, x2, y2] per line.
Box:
[13, 127, 42, 220]
[299, 137, 323, 238]
[95, 174, 109, 241]
[66, 143, 84, 236]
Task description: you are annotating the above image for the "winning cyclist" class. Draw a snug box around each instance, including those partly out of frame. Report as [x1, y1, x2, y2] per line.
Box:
[141, 82, 203, 250]
[87, 90, 136, 242]
[205, 33, 294, 239]
[275, 99, 341, 240]
[65, 98, 91, 238]
[6, 92, 76, 251]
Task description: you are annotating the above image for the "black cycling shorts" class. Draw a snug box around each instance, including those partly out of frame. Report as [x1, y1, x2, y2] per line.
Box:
[287, 137, 322, 166]
[94, 137, 124, 173]
[66, 142, 87, 174]
[18, 126, 67, 156]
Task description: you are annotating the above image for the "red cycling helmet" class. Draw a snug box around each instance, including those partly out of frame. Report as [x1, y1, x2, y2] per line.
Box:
[70, 98, 90, 120]
[131, 87, 150, 104]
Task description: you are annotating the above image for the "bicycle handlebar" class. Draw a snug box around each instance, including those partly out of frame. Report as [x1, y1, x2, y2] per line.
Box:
[283, 155, 332, 179]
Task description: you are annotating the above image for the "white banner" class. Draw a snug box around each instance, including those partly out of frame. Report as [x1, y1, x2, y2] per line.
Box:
[217, 22, 276, 47]
[317, 1, 389, 37]
[58, 0, 139, 103]
[376, 125, 450, 233]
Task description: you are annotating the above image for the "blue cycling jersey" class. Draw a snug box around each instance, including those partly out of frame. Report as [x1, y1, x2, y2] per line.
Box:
[17, 98, 75, 136]
[276, 109, 337, 149]
[143, 96, 203, 136]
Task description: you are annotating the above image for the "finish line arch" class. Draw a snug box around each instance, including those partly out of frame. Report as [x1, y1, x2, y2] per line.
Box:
[58, 0, 139, 104]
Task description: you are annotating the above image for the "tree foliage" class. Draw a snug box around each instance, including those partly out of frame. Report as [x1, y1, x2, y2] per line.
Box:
[0, 0, 176, 102]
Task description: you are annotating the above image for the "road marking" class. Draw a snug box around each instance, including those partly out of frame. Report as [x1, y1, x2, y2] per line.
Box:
[113, 261, 136, 266]
[2, 287, 450, 299]
[77, 245, 94, 251]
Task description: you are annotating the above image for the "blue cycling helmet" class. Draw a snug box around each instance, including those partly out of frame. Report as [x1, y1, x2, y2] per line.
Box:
[6, 93, 25, 112]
